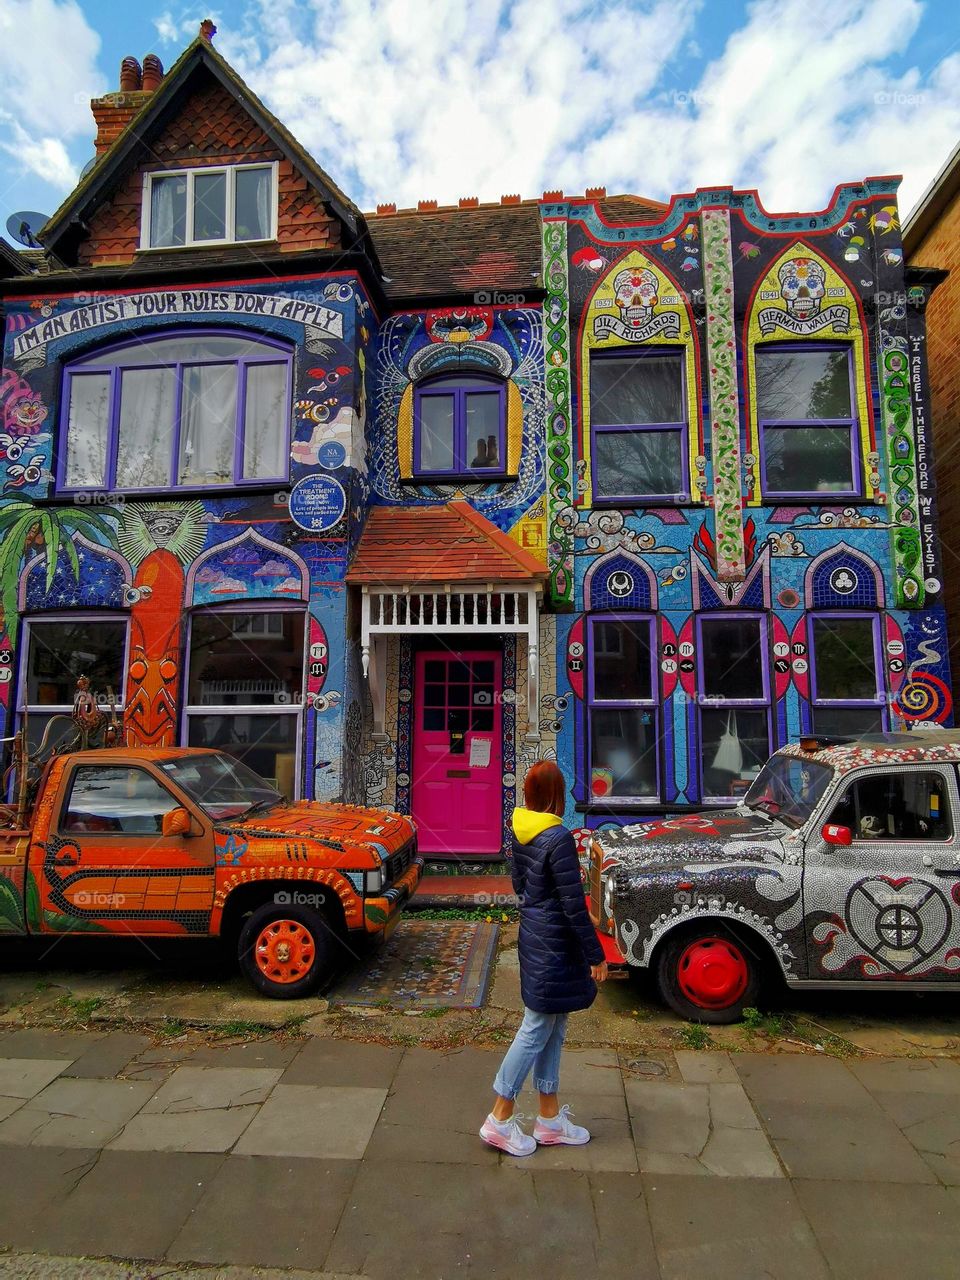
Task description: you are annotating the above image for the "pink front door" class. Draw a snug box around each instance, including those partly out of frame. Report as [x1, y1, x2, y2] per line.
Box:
[412, 649, 503, 856]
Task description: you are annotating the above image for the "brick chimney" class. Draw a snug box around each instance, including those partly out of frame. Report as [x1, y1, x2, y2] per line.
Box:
[90, 53, 165, 155]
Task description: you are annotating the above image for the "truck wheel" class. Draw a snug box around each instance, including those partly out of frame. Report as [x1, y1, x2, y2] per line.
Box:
[657, 927, 760, 1024]
[238, 902, 334, 999]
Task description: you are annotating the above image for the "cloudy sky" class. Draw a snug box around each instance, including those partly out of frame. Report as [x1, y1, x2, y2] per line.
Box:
[1, 0, 958, 240]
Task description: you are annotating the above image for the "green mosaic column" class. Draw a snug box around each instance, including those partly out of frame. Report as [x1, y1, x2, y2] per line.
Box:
[877, 317, 924, 607]
[700, 208, 746, 581]
[542, 214, 575, 607]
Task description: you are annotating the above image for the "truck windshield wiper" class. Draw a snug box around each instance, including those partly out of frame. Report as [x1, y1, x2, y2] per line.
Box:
[243, 797, 283, 818]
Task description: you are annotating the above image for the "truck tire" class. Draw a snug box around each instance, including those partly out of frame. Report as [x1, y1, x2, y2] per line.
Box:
[238, 901, 335, 999]
[656, 926, 761, 1024]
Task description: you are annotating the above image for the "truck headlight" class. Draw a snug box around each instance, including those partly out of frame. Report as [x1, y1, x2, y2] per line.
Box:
[364, 868, 384, 894]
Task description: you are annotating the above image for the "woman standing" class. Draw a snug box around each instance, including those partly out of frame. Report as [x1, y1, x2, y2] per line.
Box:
[480, 761, 607, 1156]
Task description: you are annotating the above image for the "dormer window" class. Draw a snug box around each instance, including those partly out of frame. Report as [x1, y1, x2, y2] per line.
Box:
[142, 163, 277, 249]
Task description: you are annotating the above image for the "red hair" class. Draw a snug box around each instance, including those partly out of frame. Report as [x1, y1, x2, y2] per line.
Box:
[523, 760, 566, 817]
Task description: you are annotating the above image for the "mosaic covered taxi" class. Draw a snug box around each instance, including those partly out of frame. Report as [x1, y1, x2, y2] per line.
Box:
[588, 731, 960, 1021]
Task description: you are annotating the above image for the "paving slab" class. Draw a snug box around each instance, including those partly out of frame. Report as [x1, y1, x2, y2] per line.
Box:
[60, 1031, 152, 1079]
[0, 1256, 354, 1280]
[0, 1078, 158, 1148]
[796, 1180, 960, 1278]
[735, 1051, 937, 1183]
[235, 1084, 387, 1159]
[494, 1088, 638, 1172]
[109, 1066, 281, 1153]
[168, 1155, 360, 1268]
[675, 1049, 739, 1084]
[25, 1150, 224, 1259]
[0, 1058, 72, 1100]
[0, 1031, 98, 1061]
[326, 1159, 657, 1279]
[189, 1039, 304, 1070]
[281, 1037, 403, 1088]
[380, 1045, 505, 1130]
[0, 1147, 99, 1250]
[644, 1174, 829, 1279]
[626, 1079, 781, 1177]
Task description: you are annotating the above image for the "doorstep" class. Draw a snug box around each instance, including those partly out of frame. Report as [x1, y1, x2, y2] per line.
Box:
[411, 875, 517, 909]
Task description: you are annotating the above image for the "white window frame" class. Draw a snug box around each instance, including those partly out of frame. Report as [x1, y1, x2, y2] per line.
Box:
[140, 161, 279, 250]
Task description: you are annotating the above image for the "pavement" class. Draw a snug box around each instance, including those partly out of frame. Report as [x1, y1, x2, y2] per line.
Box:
[1, 1029, 960, 1277]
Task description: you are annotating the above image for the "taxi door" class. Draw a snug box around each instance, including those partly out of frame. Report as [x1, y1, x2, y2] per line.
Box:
[802, 764, 960, 982]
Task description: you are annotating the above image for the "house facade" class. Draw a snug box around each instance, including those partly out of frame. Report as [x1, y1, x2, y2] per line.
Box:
[0, 28, 951, 860]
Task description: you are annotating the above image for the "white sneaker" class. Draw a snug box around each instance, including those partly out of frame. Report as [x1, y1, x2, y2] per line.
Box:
[480, 1111, 536, 1156]
[534, 1104, 591, 1146]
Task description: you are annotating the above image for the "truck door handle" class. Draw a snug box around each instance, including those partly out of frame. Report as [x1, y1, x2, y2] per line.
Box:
[934, 869, 960, 878]
[51, 854, 77, 867]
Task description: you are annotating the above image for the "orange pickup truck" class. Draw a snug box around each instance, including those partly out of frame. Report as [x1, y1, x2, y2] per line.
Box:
[0, 742, 420, 998]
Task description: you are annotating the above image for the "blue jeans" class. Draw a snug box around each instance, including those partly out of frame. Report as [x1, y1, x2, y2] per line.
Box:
[493, 1007, 569, 1100]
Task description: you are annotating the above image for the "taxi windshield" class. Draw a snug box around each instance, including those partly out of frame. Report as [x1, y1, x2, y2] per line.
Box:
[158, 752, 283, 820]
[744, 754, 834, 829]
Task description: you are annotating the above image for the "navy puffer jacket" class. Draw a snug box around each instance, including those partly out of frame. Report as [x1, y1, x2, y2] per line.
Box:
[510, 809, 605, 1014]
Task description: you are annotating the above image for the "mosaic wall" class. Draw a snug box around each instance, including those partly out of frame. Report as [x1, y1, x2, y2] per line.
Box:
[543, 180, 951, 831]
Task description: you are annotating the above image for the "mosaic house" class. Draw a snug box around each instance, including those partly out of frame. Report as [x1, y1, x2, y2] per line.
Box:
[0, 28, 950, 859]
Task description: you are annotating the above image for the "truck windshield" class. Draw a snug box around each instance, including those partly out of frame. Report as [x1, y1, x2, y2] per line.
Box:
[744, 755, 834, 829]
[159, 753, 283, 820]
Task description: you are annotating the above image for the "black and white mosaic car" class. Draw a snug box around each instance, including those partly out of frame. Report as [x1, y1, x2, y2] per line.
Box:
[587, 731, 960, 1022]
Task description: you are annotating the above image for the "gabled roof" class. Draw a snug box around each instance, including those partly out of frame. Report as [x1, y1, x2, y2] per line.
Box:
[903, 138, 960, 257]
[347, 502, 548, 586]
[39, 36, 374, 268]
[0, 239, 31, 278]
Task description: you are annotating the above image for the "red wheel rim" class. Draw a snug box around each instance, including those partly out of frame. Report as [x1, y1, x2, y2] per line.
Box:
[677, 936, 748, 1010]
[254, 919, 316, 985]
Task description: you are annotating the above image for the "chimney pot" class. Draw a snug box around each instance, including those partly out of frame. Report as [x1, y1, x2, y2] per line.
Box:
[542, 189, 563, 202]
[418, 199, 437, 212]
[500, 194, 521, 205]
[141, 53, 164, 92]
[585, 186, 606, 200]
[200, 18, 217, 41]
[119, 56, 142, 92]
[376, 202, 396, 215]
[458, 196, 479, 208]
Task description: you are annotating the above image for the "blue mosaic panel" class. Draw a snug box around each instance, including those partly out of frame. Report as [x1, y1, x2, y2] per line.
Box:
[23, 543, 127, 611]
[589, 555, 653, 611]
[809, 551, 880, 610]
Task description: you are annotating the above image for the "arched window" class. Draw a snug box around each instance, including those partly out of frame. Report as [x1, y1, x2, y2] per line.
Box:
[59, 329, 293, 493]
[413, 374, 507, 479]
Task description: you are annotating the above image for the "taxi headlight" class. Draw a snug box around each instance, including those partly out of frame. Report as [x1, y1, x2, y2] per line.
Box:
[601, 870, 615, 919]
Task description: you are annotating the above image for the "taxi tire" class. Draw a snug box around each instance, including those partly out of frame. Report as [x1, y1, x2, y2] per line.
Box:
[656, 925, 761, 1025]
[238, 902, 333, 999]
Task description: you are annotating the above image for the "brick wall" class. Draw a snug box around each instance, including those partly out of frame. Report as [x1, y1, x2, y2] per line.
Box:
[910, 189, 960, 637]
[78, 80, 340, 266]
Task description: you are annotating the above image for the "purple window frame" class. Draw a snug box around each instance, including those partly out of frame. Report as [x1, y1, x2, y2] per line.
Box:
[807, 610, 886, 729]
[412, 375, 507, 480]
[696, 612, 772, 803]
[587, 613, 661, 805]
[756, 341, 861, 501]
[57, 327, 293, 495]
[589, 347, 690, 506]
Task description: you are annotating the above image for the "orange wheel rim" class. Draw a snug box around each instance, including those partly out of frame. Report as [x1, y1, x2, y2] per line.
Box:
[254, 919, 316, 985]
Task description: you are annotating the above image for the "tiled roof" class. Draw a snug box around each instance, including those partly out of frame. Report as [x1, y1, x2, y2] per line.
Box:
[347, 502, 548, 586]
[366, 192, 667, 301]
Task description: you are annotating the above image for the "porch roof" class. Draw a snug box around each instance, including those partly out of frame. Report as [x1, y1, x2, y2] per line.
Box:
[346, 501, 547, 587]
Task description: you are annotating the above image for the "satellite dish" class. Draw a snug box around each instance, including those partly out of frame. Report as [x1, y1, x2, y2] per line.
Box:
[6, 211, 48, 248]
[80, 156, 98, 179]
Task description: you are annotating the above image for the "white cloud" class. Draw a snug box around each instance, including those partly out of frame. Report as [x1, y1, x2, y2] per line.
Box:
[218, 0, 958, 219]
[0, 0, 104, 199]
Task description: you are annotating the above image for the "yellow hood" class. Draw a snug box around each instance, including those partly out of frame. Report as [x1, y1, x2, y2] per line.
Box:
[511, 807, 563, 844]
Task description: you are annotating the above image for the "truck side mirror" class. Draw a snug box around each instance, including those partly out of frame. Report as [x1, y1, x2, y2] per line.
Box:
[163, 807, 195, 838]
[821, 823, 852, 847]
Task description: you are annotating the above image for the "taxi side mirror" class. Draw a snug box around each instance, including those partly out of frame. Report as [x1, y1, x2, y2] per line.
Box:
[162, 807, 195, 838]
[821, 822, 852, 847]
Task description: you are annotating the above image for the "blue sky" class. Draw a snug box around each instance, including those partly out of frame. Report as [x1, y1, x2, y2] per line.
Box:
[2, 0, 959, 242]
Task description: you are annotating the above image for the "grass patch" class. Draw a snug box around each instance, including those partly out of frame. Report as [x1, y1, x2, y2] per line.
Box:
[411, 906, 519, 922]
[741, 1006, 787, 1038]
[56, 995, 103, 1021]
[421, 1005, 451, 1019]
[677, 1022, 712, 1050]
[212, 1019, 275, 1039]
[155, 1018, 187, 1038]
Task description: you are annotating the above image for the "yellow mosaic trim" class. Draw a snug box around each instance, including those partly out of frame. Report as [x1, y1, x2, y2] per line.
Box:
[744, 243, 875, 504]
[581, 250, 701, 505]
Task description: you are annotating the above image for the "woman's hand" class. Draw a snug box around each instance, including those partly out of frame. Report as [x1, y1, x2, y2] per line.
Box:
[591, 961, 609, 983]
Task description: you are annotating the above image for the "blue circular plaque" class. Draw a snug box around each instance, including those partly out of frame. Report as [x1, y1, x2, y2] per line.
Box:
[289, 474, 347, 532]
